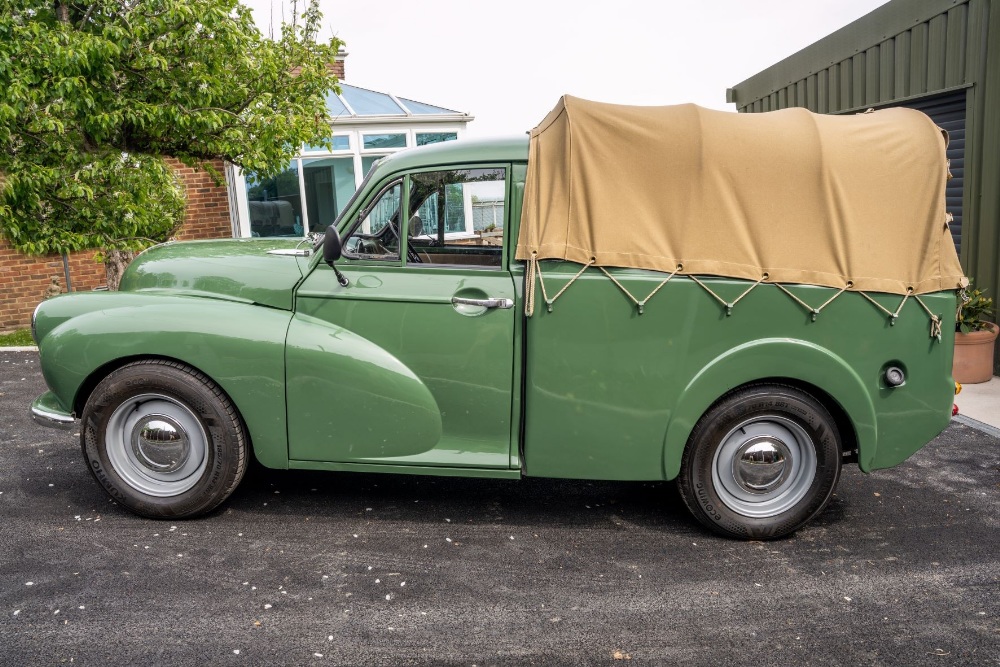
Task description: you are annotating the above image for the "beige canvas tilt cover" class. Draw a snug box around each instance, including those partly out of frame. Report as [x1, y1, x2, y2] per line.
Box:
[515, 96, 966, 296]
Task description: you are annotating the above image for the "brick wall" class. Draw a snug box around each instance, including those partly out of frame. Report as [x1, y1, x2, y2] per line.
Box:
[167, 158, 233, 240]
[0, 159, 234, 332]
[0, 240, 106, 331]
[292, 58, 345, 80]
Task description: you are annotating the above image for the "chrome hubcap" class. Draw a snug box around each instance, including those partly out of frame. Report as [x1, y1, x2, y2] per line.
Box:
[130, 416, 190, 473]
[712, 416, 816, 518]
[733, 437, 792, 494]
[105, 394, 208, 497]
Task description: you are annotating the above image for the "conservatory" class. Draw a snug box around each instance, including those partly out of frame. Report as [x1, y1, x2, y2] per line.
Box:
[229, 84, 473, 239]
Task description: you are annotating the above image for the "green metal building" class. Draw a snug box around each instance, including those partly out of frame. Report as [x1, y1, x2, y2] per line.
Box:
[728, 0, 1000, 371]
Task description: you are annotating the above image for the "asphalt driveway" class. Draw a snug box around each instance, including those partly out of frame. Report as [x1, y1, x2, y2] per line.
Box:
[1, 350, 997, 666]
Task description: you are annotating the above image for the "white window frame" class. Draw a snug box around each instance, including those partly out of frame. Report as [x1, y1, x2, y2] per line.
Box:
[300, 132, 354, 155]
[230, 123, 467, 239]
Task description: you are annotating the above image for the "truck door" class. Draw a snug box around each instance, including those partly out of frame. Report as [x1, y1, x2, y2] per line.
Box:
[287, 165, 516, 469]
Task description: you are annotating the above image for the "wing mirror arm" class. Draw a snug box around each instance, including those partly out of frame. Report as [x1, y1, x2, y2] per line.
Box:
[321, 226, 350, 287]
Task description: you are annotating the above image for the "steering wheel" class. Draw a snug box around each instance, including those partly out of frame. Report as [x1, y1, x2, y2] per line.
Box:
[384, 219, 421, 263]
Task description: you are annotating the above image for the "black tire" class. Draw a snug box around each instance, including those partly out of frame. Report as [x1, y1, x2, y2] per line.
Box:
[81, 359, 248, 519]
[677, 384, 842, 540]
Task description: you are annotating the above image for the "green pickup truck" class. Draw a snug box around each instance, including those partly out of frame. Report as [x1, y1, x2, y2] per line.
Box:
[30, 97, 966, 539]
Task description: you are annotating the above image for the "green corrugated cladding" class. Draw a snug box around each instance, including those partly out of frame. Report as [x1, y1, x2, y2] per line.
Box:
[729, 0, 1000, 373]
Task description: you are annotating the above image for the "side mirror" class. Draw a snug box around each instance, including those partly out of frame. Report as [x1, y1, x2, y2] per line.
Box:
[322, 226, 349, 287]
[323, 225, 343, 265]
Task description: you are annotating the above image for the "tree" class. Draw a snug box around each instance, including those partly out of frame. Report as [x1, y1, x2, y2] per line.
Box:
[0, 0, 342, 287]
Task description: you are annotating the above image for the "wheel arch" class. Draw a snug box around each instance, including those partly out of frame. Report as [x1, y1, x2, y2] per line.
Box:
[734, 378, 859, 463]
[73, 354, 205, 416]
[39, 297, 292, 469]
[662, 338, 876, 480]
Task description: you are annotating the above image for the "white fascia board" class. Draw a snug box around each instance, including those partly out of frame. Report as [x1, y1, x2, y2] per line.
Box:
[330, 114, 474, 126]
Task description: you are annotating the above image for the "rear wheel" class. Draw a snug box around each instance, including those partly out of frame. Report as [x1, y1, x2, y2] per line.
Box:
[678, 385, 842, 539]
[81, 360, 248, 518]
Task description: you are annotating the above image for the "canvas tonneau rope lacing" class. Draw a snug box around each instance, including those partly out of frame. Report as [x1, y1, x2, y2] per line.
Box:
[524, 256, 946, 340]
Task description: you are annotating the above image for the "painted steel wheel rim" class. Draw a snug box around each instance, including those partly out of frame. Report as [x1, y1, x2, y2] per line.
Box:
[104, 393, 209, 497]
[711, 415, 817, 518]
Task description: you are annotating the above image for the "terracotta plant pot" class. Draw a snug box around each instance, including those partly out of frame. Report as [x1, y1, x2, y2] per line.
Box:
[953, 322, 999, 384]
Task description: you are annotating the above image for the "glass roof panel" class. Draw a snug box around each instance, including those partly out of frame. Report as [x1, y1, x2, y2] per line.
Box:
[324, 90, 349, 117]
[340, 84, 405, 116]
[398, 97, 459, 115]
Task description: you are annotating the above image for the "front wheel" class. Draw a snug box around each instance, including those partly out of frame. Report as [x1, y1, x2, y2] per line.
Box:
[81, 360, 248, 518]
[678, 385, 842, 540]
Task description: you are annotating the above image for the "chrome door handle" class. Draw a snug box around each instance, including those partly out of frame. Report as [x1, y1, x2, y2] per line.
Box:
[451, 297, 514, 309]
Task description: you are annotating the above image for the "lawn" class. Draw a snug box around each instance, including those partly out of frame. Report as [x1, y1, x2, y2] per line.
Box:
[0, 329, 34, 347]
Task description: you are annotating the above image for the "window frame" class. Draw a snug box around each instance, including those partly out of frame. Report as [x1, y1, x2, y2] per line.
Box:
[401, 164, 511, 272]
[339, 177, 406, 266]
[301, 133, 354, 155]
[242, 159, 306, 238]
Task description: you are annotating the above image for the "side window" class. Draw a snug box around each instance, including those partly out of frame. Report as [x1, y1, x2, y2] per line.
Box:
[342, 181, 403, 261]
[406, 168, 506, 268]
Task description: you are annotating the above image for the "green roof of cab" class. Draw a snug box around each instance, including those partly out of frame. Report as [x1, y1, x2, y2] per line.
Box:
[370, 137, 529, 177]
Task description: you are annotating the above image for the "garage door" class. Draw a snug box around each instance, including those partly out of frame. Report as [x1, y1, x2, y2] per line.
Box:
[901, 92, 966, 254]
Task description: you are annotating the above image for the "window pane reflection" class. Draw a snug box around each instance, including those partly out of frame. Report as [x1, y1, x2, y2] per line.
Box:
[246, 162, 302, 237]
[343, 181, 402, 260]
[304, 135, 351, 152]
[406, 168, 506, 268]
[416, 132, 458, 146]
[362, 134, 406, 150]
[410, 168, 506, 238]
[302, 157, 356, 232]
[362, 154, 386, 177]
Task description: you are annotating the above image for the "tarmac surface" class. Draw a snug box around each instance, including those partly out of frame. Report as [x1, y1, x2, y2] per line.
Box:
[1, 349, 998, 667]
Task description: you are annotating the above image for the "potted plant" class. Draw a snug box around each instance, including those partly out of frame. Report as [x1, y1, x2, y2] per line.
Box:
[953, 281, 998, 384]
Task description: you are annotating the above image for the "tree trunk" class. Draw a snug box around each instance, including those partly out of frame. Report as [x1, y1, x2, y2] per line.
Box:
[104, 249, 135, 291]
